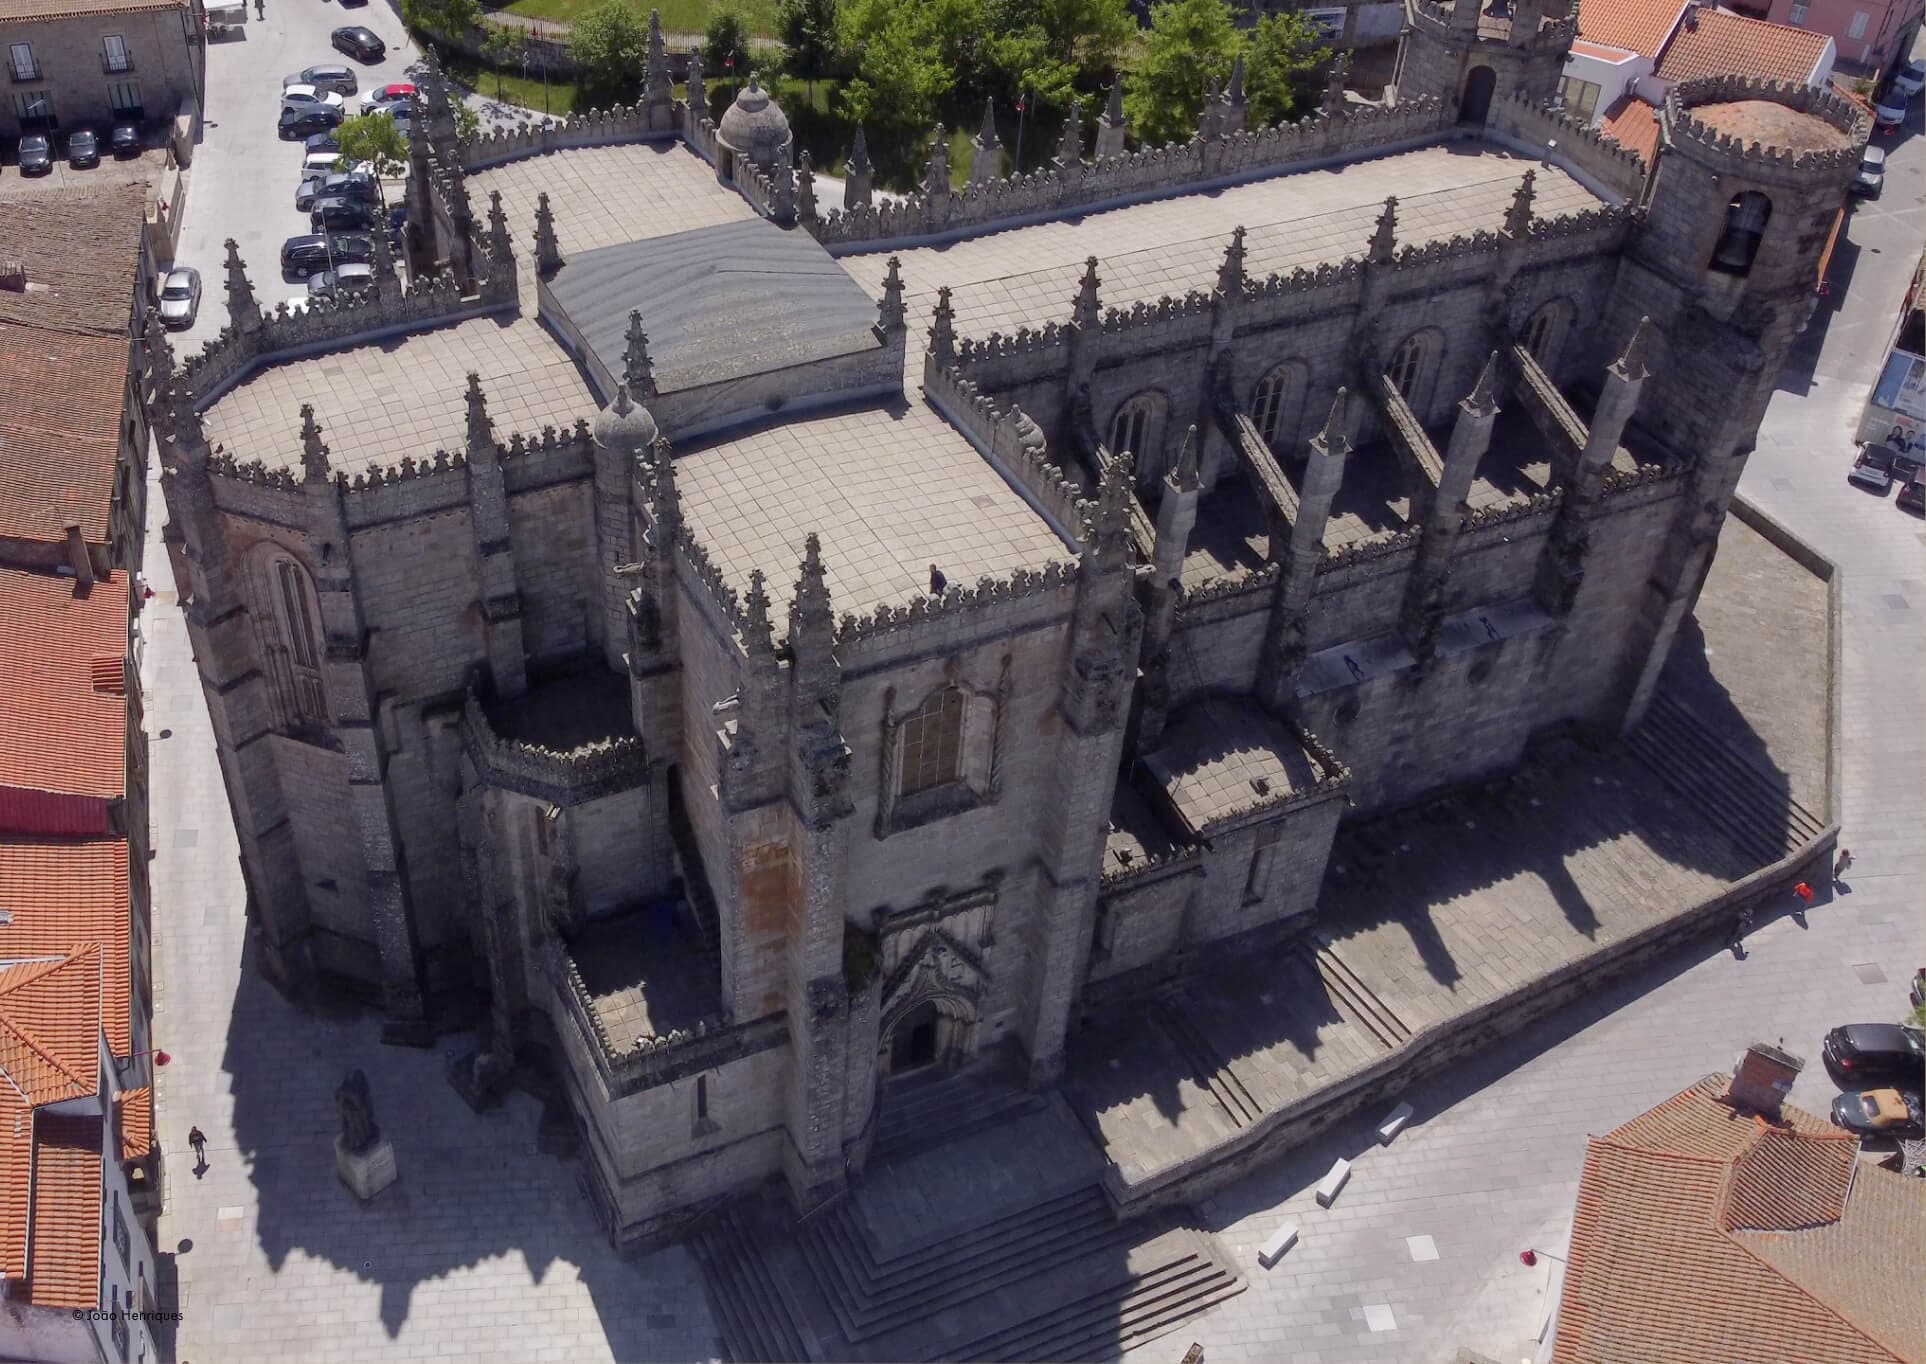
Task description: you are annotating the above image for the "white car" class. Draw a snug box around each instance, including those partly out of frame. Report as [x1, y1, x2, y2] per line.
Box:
[301, 152, 372, 177]
[1873, 89, 1907, 128]
[1893, 59, 1924, 100]
[281, 84, 347, 115]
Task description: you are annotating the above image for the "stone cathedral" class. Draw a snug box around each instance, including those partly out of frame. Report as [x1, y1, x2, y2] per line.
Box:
[152, 2, 1862, 1248]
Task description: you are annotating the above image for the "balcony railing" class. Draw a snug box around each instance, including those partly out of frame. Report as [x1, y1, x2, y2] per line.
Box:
[103, 52, 135, 74]
[9, 59, 41, 82]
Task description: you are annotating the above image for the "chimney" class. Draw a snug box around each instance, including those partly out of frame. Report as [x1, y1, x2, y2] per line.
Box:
[1684, 0, 1700, 28]
[64, 519, 95, 593]
[1729, 1041, 1803, 1118]
[0, 259, 24, 292]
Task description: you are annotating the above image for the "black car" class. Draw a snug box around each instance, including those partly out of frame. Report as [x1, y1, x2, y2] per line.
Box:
[1898, 475, 1925, 517]
[1823, 1024, 1925, 1090]
[281, 232, 375, 277]
[304, 130, 342, 156]
[280, 105, 343, 141]
[297, 170, 378, 212]
[66, 129, 100, 168]
[310, 196, 378, 232]
[1830, 1088, 1925, 1141]
[111, 122, 141, 157]
[331, 26, 386, 62]
[17, 133, 52, 175]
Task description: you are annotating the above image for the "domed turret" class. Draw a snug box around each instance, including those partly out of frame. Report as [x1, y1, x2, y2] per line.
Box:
[717, 76, 792, 172]
[593, 383, 658, 459]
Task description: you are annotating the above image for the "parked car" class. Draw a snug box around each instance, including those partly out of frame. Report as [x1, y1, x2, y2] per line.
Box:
[367, 97, 413, 121]
[284, 64, 357, 97]
[1822, 1024, 1923, 1090]
[1851, 146, 1885, 197]
[304, 129, 342, 156]
[1895, 58, 1925, 100]
[66, 129, 100, 168]
[309, 262, 377, 299]
[1874, 90, 1908, 129]
[17, 133, 52, 175]
[370, 82, 416, 104]
[281, 85, 347, 115]
[310, 195, 378, 232]
[281, 232, 374, 277]
[1831, 1087, 1925, 1140]
[331, 26, 386, 62]
[280, 105, 344, 140]
[1898, 475, 1925, 516]
[111, 122, 141, 157]
[156, 266, 202, 329]
[1849, 443, 1897, 492]
[297, 169, 378, 211]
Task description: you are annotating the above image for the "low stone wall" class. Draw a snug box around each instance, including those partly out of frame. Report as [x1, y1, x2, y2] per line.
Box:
[1097, 818, 1838, 1217]
[461, 101, 684, 171]
[1486, 93, 1648, 204]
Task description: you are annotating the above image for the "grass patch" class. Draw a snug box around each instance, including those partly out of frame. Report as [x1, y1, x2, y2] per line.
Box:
[441, 47, 585, 117]
[494, 0, 779, 37]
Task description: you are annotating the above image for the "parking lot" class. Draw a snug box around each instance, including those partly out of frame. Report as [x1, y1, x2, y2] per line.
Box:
[171, 0, 421, 352]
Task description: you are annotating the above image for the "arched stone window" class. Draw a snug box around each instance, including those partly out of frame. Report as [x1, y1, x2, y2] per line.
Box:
[1249, 362, 1307, 453]
[1710, 191, 1772, 277]
[257, 550, 328, 728]
[876, 667, 1009, 836]
[1386, 329, 1443, 415]
[1524, 299, 1574, 373]
[899, 687, 965, 796]
[1108, 391, 1167, 470]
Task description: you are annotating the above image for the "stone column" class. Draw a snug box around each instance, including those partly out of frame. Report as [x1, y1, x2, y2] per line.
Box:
[1137, 429, 1202, 751]
[463, 375, 527, 698]
[970, 99, 1001, 184]
[1401, 355, 1500, 662]
[1095, 83, 1128, 160]
[844, 126, 873, 210]
[1259, 391, 1351, 710]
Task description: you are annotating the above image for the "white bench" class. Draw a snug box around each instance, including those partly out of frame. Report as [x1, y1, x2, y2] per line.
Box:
[1258, 1220, 1300, 1268]
[1376, 1101, 1414, 1146]
[1315, 1157, 1352, 1208]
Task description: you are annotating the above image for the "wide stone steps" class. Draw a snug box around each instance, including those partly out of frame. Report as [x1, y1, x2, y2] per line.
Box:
[1626, 690, 1826, 868]
[690, 1203, 810, 1364]
[1304, 937, 1413, 1049]
[1153, 998, 1264, 1127]
[869, 1071, 1044, 1166]
[800, 1185, 1124, 1344]
[945, 1225, 1245, 1363]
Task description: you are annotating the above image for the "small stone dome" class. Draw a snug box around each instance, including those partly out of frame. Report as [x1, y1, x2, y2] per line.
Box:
[717, 76, 792, 170]
[593, 384, 657, 457]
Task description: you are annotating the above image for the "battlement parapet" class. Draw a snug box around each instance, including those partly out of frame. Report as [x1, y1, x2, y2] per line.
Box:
[1488, 95, 1649, 202]
[836, 561, 1078, 645]
[460, 101, 683, 171]
[923, 353, 1087, 535]
[806, 97, 1448, 253]
[1318, 526, 1422, 573]
[461, 692, 650, 806]
[1173, 564, 1279, 624]
[1101, 839, 1201, 889]
[1662, 77, 1868, 180]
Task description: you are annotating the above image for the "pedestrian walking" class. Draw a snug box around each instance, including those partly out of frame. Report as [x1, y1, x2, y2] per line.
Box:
[1833, 847, 1853, 882]
[1730, 904, 1755, 956]
[187, 1125, 208, 1173]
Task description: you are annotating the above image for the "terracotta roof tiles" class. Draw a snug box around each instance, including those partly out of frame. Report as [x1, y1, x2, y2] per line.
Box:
[115, 1085, 152, 1162]
[25, 1114, 104, 1310]
[1656, 7, 1833, 85]
[1600, 96, 1663, 161]
[0, 568, 131, 810]
[1577, 0, 1689, 59]
[0, 325, 131, 547]
[0, 185, 146, 337]
[0, 840, 132, 1054]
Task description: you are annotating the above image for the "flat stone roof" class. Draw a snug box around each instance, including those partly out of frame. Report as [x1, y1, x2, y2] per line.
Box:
[839, 143, 1604, 339]
[202, 311, 593, 476]
[546, 218, 879, 395]
[674, 397, 1069, 619]
[471, 141, 757, 257]
[1143, 697, 1324, 834]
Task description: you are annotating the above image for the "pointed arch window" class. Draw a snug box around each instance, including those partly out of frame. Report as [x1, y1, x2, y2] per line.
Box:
[1108, 391, 1167, 469]
[1386, 329, 1442, 416]
[1249, 363, 1306, 452]
[876, 668, 1010, 837]
[1524, 299, 1574, 374]
[1710, 191, 1772, 277]
[260, 551, 328, 728]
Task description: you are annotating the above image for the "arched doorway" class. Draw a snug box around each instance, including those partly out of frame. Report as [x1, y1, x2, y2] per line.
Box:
[889, 1000, 941, 1073]
[879, 989, 977, 1078]
[1460, 66, 1496, 127]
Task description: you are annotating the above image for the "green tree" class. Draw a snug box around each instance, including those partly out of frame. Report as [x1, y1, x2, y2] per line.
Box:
[333, 112, 409, 205]
[481, 25, 526, 102]
[569, 0, 649, 95]
[1243, 11, 1329, 127]
[400, 0, 480, 40]
[1125, 0, 1242, 147]
[994, 0, 1133, 91]
[778, 0, 840, 102]
[836, 9, 954, 133]
[705, 8, 753, 86]
[454, 99, 481, 142]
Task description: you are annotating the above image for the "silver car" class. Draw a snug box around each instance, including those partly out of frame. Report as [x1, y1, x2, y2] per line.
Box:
[156, 266, 202, 330]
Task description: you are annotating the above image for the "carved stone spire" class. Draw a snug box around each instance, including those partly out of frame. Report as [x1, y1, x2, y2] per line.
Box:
[1086, 449, 1133, 571]
[846, 125, 873, 210]
[742, 568, 776, 657]
[1057, 98, 1083, 169]
[1368, 196, 1398, 264]
[622, 310, 656, 402]
[644, 8, 673, 112]
[1464, 351, 1502, 420]
[1170, 425, 1201, 492]
[926, 123, 950, 199]
[1505, 170, 1536, 238]
[929, 286, 956, 364]
[650, 429, 680, 535]
[877, 256, 907, 335]
[1073, 256, 1101, 329]
[685, 44, 706, 122]
[464, 371, 493, 459]
[1198, 78, 1223, 141]
[971, 99, 1001, 184]
[486, 188, 513, 260]
[1217, 225, 1247, 298]
[1611, 316, 1658, 383]
[1096, 83, 1128, 159]
[1224, 55, 1247, 134]
[143, 306, 173, 390]
[1323, 53, 1351, 117]
[421, 45, 458, 150]
[533, 191, 562, 274]
[1313, 387, 1354, 460]
[299, 404, 330, 485]
[791, 532, 834, 648]
[796, 148, 818, 221]
[371, 222, 401, 302]
[222, 238, 260, 333]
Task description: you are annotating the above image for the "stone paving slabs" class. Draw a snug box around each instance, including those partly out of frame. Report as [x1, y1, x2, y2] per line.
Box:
[472, 141, 757, 259]
[840, 143, 1600, 340]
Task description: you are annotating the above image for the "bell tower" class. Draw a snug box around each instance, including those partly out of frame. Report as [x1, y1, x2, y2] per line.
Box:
[1392, 0, 1572, 125]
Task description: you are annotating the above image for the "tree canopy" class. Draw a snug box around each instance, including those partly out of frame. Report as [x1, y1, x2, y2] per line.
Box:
[778, 0, 841, 99]
[1243, 11, 1331, 127]
[569, 0, 649, 93]
[399, 0, 479, 40]
[333, 112, 409, 200]
[704, 8, 754, 83]
[1126, 0, 1332, 147]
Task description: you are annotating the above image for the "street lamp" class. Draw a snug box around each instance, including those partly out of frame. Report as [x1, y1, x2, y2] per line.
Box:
[1519, 1247, 1566, 1266]
[121, 1048, 172, 1067]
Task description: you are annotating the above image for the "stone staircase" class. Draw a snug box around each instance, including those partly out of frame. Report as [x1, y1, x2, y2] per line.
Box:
[1302, 934, 1414, 1050]
[868, 1068, 1045, 1165]
[1625, 690, 1826, 868]
[689, 1201, 811, 1364]
[1152, 997, 1264, 1127]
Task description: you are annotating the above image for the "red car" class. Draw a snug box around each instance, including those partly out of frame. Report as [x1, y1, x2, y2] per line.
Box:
[371, 83, 416, 104]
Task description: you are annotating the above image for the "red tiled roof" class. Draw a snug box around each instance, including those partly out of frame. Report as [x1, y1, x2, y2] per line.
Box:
[1577, 0, 1689, 59]
[0, 186, 147, 337]
[25, 1114, 104, 1310]
[115, 1085, 152, 1162]
[1571, 38, 1639, 60]
[1600, 95, 1663, 162]
[1552, 1075, 1926, 1364]
[0, 0, 182, 14]
[1657, 7, 1833, 84]
[0, 568, 130, 813]
[0, 324, 131, 548]
[0, 840, 131, 1054]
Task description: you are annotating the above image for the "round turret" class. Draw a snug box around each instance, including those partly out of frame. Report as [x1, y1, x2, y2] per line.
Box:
[717, 76, 792, 171]
[593, 384, 658, 458]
